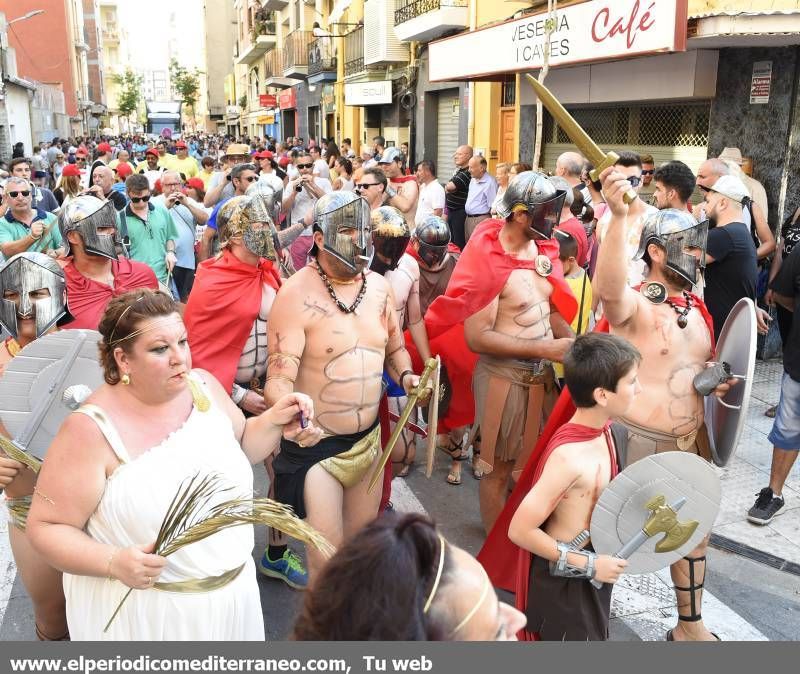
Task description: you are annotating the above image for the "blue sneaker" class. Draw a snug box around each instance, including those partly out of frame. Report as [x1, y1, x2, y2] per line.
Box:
[258, 548, 308, 589]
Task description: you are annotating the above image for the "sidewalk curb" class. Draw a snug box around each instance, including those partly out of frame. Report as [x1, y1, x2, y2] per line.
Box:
[710, 533, 800, 576]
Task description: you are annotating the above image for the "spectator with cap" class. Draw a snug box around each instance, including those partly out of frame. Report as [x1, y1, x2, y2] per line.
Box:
[379, 147, 419, 229]
[89, 142, 114, 185]
[701, 174, 759, 339]
[108, 149, 136, 176]
[111, 163, 133, 198]
[53, 163, 84, 208]
[137, 148, 165, 190]
[74, 148, 90, 188]
[203, 143, 252, 208]
[171, 140, 200, 180]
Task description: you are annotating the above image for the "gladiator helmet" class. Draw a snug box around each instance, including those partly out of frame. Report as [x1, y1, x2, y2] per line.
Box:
[0, 252, 66, 339]
[495, 171, 566, 239]
[370, 206, 410, 274]
[217, 194, 278, 261]
[246, 176, 283, 226]
[634, 209, 709, 286]
[311, 192, 372, 274]
[414, 215, 451, 269]
[58, 196, 119, 260]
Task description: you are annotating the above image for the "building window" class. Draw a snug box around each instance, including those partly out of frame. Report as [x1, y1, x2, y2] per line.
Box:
[501, 76, 515, 108]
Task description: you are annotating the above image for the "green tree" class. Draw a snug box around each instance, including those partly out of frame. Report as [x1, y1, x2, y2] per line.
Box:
[111, 68, 143, 133]
[170, 58, 203, 132]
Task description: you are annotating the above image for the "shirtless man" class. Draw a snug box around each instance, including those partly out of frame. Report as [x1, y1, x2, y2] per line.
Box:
[378, 148, 418, 229]
[369, 206, 431, 476]
[265, 191, 427, 583]
[462, 172, 576, 533]
[596, 167, 733, 641]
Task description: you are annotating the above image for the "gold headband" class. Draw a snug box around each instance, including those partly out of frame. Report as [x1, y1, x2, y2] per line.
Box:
[108, 297, 143, 344]
[423, 533, 446, 614]
[450, 571, 491, 638]
[109, 317, 184, 346]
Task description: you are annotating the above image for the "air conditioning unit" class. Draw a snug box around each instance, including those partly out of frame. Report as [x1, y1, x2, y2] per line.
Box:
[364, 0, 409, 67]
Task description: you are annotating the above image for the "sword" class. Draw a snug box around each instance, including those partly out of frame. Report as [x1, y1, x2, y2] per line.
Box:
[0, 332, 90, 473]
[590, 495, 698, 589]
[367, 358, 438, 493]
[524, 75, 638, 204]
[425, 355, 441, 479]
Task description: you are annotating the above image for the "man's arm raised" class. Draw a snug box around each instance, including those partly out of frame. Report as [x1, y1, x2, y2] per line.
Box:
[594, 167, 641, 328]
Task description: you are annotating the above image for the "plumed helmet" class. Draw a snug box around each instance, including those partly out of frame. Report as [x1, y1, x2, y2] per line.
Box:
[634, 208, 709, 286]
[495, 171, 566, 239]
[0, 252, 66, 339]
[58, 195, 119, 260]
[370, 206, 410, 274]
[312, 191, 373, 274]
[414, 216, 451, 268]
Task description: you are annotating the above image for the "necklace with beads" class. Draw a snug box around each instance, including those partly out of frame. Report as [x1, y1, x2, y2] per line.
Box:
[665, 290, 694, 329]
[315, 263, 367, 314]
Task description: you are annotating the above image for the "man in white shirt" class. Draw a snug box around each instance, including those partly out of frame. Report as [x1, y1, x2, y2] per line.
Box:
[283, 152, 332, 270]
[464, 155, 498, 242]
[414, 160, 445, 231]
[309, 145, 330, 180]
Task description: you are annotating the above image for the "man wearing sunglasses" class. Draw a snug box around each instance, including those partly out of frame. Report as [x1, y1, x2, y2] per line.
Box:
[0, 177, 64, 260]
[8, 158, 59, 214]
[637, 153, 657, 205]
[120, 174, 178, 285]
[283, 152, 332, 270]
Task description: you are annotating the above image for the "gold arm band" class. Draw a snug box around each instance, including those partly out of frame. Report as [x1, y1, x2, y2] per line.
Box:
[33, 486, 54, 505]
[266, 374, 297, 384]
[267, 352, 302, 366]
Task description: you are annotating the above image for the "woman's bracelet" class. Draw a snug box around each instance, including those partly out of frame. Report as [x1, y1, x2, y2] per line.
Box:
[107, 547, 120, 581]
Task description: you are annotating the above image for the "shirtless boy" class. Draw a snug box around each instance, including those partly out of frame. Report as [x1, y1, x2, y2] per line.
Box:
[265, 192, 426, 583]
[508, 333, 640, 640]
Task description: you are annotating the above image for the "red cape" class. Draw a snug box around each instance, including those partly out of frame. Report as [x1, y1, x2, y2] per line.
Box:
[407, 219, 578, 430]
[183, 249, 281, 393]
[62, 257, 158, 330]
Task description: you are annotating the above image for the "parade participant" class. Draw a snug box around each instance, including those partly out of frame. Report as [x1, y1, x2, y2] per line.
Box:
[507, 334, 639, 640]
[58, 196, 158, 330]
[265, 192, 427, 584]
[370, 206, 431, 477]
[378, 148, 418, 229]
[26, 290, 322, 640]
[0, 252, 68, 641]
[462, 173, 576, 532]
[293, 512, 526, 641]
[592, 168, 731, 641]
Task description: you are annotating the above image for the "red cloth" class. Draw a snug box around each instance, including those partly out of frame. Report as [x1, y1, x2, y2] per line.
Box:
[62, 257, 158, 330]
[412, 219, 578, 430]
[390, 175, 418, 185]
[478, 419, 617, 641]
[183, 249, 281, 393]
[555, 217, 589, 269]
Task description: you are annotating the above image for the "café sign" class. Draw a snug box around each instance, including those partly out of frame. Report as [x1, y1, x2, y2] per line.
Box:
[429, 0, 688, 81]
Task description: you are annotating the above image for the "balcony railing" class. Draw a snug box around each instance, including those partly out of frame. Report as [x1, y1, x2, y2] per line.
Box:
[344, 26, 364, 77]
[250, 12, 277, 42]
[395, 0, 468, 26]
[265, 49, 284, 79]
[283, 30, 313, 73]
[308, 36, 337, 76]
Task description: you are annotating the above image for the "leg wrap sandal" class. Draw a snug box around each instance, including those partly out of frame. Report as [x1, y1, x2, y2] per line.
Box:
[36, 624, 70, 641]
[666, 556, 720, 641]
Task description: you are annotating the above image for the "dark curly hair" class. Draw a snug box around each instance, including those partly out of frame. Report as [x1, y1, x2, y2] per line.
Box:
[97, 289, 179, 384]
[292, 513, 457, 640]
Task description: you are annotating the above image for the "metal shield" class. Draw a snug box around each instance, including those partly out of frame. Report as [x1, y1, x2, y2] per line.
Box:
[0, 330, 104, 460]
[704, 297, 757, 467]
[590, 452, 721, 575]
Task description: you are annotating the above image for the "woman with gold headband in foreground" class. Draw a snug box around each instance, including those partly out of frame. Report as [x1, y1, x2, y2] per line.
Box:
[26, 289, 324, 640]
[292, 512, 526, 641]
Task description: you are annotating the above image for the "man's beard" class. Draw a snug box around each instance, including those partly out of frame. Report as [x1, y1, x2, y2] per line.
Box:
[662, 265, 692, 291]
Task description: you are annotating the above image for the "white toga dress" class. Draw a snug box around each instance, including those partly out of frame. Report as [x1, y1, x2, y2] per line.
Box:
[63, 374, 264, 640]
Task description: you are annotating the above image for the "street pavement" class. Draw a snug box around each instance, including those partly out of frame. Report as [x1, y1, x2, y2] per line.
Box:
[2, 361, 799, 641]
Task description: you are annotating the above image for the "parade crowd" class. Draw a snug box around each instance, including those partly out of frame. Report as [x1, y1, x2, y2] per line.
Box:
[0, 129, 798, 643]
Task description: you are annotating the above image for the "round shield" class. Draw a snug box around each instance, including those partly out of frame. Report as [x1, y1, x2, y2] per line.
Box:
[0, 330, 104, 460]
[590, 452, 721, 575]
[704, 297, 757, 467]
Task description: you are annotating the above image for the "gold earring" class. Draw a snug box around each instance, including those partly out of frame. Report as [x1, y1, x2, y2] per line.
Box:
[121, 373, 131, 386]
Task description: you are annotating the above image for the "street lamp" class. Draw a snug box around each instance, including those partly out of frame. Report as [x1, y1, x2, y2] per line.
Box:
[8, 10, 45, 25]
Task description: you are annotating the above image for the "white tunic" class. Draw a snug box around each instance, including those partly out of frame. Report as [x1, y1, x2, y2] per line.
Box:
[63, 374, 264, 641]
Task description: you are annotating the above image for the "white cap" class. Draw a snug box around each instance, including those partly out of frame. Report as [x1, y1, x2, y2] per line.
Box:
[709, 175, 750, 203]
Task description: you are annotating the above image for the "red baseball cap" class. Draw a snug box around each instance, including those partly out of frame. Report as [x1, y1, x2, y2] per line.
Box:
[185, 177, 204, 191]
[255, 150, 274, 160]
[278, 156, 291, 168]
[175, 140, 188, 149]
[145, 148, 159, 157]
[75, 148, 88, 157]
[115, 163, 133, 178]
[97, 142, 112, 153]
[61, 164, 81, 177]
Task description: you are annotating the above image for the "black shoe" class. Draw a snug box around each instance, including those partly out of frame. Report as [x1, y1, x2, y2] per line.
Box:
[747, 487, 785, 525]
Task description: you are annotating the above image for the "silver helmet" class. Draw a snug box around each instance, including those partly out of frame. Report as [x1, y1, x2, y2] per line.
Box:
[495, 171, 566, 239]
[414, 215, 451, 268]
[0, 252, 66, 339]
[370, 206, 410, 274]
[58, 196, 119, 260]
[312, 192, 372, 274]
[634, 209, 709, 286]
[246, 177, 283, 226]
[378, 147, 403, 165]
[218, 194, 278, 262]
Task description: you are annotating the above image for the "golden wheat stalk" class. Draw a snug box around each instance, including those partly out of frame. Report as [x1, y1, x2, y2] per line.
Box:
[0, 436, 42, 473]
[104, 473, 333, 632]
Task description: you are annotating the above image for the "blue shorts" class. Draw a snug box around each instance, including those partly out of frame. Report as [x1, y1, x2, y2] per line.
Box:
[382, 370, 405, 398]
[768, 372, 800, 450]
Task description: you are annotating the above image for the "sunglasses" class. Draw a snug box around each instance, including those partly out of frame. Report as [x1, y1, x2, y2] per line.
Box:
[641, 169, 654, 175]
[130, 195, 151, 203]
[8, 191, 31, 198]
[356, 183, 378, 189]
[626, 176, 642, 187]
[238, 175, 258, 183]
[297, 163, 313, 169]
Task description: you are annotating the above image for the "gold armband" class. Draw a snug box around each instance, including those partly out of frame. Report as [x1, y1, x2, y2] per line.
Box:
[268, 352, 301, 366]
[266, 374, 297, 384]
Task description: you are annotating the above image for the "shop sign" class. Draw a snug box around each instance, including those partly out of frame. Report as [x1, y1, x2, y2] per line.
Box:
[257, 115, 275, 124]
[226, 105, 241, 116]
[322, 84, 336, 114]
[279, 88, 297, 110]
[345, 81, 392, 106]
[259, 94, 277, 108]
[429, 0, 688, 81]
[750, 61, 772, 105]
